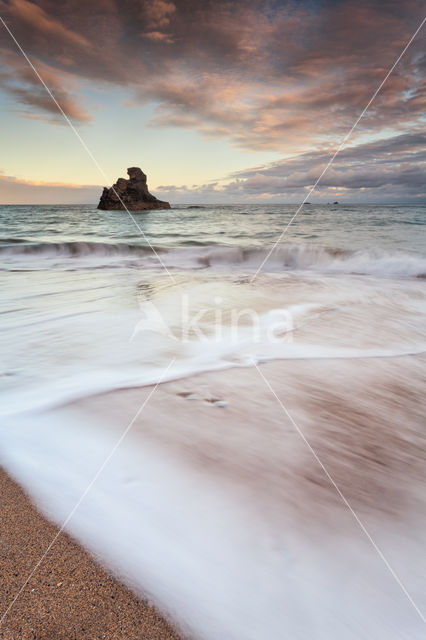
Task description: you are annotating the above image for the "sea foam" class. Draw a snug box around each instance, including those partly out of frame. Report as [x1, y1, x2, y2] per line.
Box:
[2, 399, 425, 640]
[1, 241, 426, 277]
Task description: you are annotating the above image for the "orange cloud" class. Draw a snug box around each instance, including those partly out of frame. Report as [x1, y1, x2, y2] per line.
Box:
[0, 172, 100, 204]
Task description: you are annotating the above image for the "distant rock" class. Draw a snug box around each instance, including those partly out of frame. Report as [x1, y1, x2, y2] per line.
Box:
[97, 167, 170, 211]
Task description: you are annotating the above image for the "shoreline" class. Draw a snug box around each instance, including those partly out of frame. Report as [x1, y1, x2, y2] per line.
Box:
[0, 469, 182, 640]
[1, 355, 425, 638]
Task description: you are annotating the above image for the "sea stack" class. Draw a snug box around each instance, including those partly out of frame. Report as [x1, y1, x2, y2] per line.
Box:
[97, 167, 170, 211]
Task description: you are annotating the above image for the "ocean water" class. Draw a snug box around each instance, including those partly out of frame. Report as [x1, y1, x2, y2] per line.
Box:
[1, 203, 426, 638]
[1, 203, 425, 411]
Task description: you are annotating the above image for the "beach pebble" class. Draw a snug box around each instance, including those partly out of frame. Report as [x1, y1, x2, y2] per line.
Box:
[177, 391, 202, 400]
[186, 393, 202, 401]
[213, 400, 228, 408]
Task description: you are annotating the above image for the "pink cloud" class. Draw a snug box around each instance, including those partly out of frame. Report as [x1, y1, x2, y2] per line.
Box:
[0, 48, 92, 123]
[0, 0, 424, 152]
[7, 0, 89, 49]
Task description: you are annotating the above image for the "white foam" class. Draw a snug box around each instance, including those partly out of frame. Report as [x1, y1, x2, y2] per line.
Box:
[2, 298, 424, 418]
[2, 266, 426, 418]
[1, 409, 425, 639]
[2, 258, 426, 638]
[2, 241, 426, 277]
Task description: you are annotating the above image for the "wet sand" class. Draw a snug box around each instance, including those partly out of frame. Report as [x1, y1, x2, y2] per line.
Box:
[0, 470, 181, 640]
[78, 355, 426, 523]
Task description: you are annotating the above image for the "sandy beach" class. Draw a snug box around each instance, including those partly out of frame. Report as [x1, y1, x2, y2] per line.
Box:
[0, 470, 181, 640]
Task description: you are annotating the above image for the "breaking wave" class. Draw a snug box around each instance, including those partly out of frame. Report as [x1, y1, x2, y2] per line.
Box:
[196, 244, 426, 277]
[1, 240, 426, 277]
[0, 240, 158, 257]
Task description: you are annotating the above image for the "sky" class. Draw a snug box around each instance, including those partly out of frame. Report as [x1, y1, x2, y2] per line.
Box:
[0, 0, 425, 204]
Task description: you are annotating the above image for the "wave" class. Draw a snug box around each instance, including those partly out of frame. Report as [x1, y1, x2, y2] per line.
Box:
[0, 237, 29, 244]
[0, 240, 159, 258]
[1, 240, 426, 277]
[196, 244, 426, 277]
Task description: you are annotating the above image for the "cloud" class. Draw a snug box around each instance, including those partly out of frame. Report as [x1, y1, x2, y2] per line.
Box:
[155, 132, 426, 202]
[4, 82, 91, 122]
[7, 0, 89, 49]
[0, 173, 100, 203]
[0, 0, 424, 150]
[0, 48, 91, 123]
[143, 31, 174, 43]
[142, 0, 175, 30]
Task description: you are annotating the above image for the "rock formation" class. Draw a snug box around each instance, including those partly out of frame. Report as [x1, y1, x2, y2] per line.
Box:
[97, 167, 170, 211]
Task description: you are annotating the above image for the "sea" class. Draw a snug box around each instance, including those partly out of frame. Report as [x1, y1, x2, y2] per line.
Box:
[1, 203, 425, 638]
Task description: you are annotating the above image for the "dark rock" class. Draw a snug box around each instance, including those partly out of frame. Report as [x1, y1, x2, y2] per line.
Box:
[97, 167, 170, 211]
